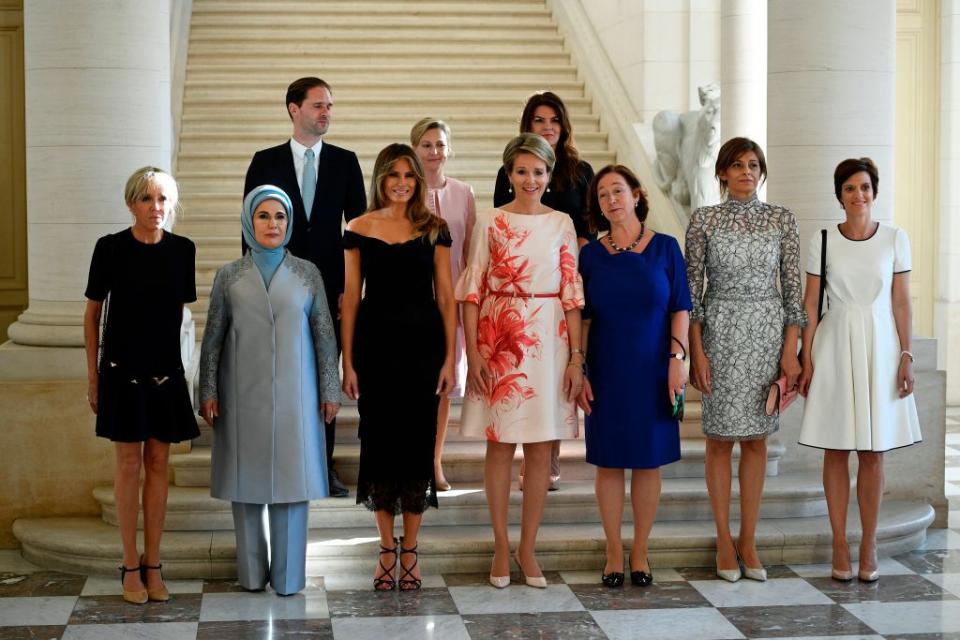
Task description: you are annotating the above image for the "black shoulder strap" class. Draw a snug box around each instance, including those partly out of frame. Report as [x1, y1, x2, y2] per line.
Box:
[817, 229, 827, 321]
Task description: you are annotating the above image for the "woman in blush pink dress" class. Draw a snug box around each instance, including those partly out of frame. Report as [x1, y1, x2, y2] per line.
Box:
[457, 133, 584, 589]
[412, 118, 477, 492]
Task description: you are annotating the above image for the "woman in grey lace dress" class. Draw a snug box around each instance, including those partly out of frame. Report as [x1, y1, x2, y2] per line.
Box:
[685, 138, 806, 583]
[199, 185, 341, 596]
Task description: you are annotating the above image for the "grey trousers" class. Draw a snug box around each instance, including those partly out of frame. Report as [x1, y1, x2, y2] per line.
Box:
[231, 501, 309, 595]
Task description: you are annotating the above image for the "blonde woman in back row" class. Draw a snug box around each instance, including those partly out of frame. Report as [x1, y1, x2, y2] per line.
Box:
[411, 117, 477, 492]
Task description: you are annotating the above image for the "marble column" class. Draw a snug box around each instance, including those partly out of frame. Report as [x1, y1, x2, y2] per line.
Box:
[937, 0, 960, 404]
[767, 0, 895, 250]
[720, 0, 766, 148]
[6, 0, 171, 349]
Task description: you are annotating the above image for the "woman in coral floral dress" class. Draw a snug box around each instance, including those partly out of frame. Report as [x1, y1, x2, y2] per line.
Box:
[457, 133, 585, 588]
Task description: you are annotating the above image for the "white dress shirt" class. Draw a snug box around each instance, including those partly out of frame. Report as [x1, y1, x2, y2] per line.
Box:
[289, 138, 323, 194]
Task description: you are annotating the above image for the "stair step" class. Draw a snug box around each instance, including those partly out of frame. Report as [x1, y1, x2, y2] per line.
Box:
[170, 438, 783, 488]
[180, 95, 594, 111]
[177, 130, 609, 155]
[179, 113, 598, 132]
[93, 472, 831, 531]
[187, 51, 570, 66]
[186, 40, 566, 57]
[185, 78, 584, 93]
[191, 12, 553, 27]
[13, 501, 934, 578]
[186, 67, 578, 84]
[193, 2, 551, 17]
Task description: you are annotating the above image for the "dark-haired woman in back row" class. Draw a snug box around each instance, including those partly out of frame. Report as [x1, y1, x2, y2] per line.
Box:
[494, 90, 595, 491]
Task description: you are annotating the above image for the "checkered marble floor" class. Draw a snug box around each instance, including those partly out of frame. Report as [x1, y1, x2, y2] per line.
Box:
[2, 409, 957, 639]
[2, 525, 959, 640]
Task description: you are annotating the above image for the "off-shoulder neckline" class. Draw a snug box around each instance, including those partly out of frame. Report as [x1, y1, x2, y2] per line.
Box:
[344, 229, 424, 246]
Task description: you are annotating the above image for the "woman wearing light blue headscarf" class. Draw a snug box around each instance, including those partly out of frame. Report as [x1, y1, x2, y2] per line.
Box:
[199, 184, 341, 595]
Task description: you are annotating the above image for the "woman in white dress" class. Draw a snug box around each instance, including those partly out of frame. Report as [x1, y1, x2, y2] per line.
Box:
[798, 157, 921, 583]
[457, 133, 585, 588]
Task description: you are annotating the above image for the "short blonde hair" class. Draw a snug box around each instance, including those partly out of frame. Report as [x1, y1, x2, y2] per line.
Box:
[124, 166, 181, 222]
[410, 117, 452, 148]
[502, 133, 555, 174]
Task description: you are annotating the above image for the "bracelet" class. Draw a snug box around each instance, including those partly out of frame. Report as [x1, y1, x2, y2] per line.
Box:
[670, 336, 687, 360]
[570, 348, 585, 357]
[900, 350, 914, 363]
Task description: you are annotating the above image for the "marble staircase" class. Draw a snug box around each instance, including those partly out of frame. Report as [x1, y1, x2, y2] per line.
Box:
[174, 0, 616, 334]
[12, 402, 935, 579]
[10, 0, 938, 581]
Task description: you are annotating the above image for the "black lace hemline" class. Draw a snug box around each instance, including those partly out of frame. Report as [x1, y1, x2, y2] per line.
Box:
[357, 479, 438, 515]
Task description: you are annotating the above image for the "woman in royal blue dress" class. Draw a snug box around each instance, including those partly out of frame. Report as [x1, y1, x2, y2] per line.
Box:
[577, 165, 691, 588]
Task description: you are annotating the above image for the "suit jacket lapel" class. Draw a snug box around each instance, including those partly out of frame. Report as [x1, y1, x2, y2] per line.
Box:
[313, 142, 332, 220]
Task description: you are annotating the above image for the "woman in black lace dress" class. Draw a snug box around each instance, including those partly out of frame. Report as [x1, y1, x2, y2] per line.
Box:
[341, 144, 457, 590]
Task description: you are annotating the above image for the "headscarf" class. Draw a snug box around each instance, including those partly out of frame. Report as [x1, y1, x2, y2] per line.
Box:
[241, 185, 294, 286]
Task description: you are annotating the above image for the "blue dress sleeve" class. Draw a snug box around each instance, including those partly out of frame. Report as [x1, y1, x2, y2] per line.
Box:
[665, 235, 692, 313]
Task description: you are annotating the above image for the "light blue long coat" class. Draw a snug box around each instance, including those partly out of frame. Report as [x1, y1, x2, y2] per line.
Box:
[199, 253, 340, 504]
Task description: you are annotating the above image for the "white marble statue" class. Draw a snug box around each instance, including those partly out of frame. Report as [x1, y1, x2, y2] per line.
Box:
[653, 84, 722, 219]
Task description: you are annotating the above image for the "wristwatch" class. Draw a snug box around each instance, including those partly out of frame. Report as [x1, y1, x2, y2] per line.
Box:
[668, 352, 684, 361]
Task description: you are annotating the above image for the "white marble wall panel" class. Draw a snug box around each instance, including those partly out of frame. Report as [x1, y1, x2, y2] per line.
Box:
[721, 0, 766, 147]
[23, 3, 165, 71]
[938, 0, 960, 401]
[767, 0, 896, 258]
[10, 0, 172, 347]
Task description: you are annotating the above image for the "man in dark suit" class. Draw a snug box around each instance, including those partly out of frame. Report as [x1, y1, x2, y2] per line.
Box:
[244, 77, 366, 497]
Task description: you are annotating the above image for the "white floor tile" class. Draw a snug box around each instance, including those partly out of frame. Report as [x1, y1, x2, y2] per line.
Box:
[0, 595, 77, 626]
[332, 615, 470, 640]
[689, 578, 833, 608]
[919, 573, 960, 598]
[842, 601, 960, 634]
[591, 607, 745, 640]
[199, 589, 328, 621]
[448, 584, 584, 614]
[62, 622, 199, 639]
[789, 557, 915, 578]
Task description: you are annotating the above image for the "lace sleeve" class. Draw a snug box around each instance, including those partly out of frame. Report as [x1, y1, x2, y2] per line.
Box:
[779, 208, 808, 327]
[199, 265, 231, 403]
[684, 206, 709, 324]
[305, 264, 342, 404]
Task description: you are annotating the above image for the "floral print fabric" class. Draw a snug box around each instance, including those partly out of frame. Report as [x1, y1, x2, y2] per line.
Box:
[455, 209, 585, 443]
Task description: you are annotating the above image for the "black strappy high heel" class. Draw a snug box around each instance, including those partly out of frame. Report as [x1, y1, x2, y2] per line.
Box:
[374, 538, 399, 591]
[398, 538, 422, 591]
